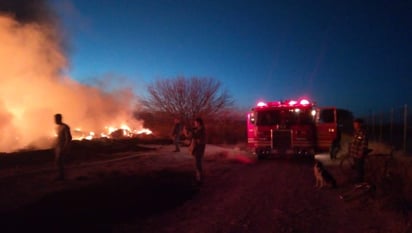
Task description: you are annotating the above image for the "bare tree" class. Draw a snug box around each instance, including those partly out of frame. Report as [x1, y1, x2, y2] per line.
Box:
[141, 77, 233, 122]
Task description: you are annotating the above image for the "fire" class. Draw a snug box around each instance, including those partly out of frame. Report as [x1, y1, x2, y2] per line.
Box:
[73, 125, 152, 141]
[0, 8, 149, 152]
[135, 128, 153, 135]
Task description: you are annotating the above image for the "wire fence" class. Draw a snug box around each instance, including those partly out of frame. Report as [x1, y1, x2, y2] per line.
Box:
[362, 104, 411, 155]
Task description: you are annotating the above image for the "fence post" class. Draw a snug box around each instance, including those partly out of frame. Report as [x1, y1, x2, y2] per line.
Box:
[403, 104, 407, 153]
[379, 112, 383, 142]
[390, 108, 393, 145]
[371, 111, 375, 141]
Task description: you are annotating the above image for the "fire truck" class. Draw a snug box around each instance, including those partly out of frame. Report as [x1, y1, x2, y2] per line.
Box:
[247, 98, 353, 159]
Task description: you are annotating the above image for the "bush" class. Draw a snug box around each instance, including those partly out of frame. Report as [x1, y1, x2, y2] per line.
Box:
[136, 109, 247, 145]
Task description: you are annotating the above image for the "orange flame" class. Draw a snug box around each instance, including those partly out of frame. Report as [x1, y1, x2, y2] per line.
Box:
[0, 15, 148, 152]
[73, 125, 152, 141]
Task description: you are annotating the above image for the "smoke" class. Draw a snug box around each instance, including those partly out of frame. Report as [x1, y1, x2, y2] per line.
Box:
[0, 0, 143, 152]
[0, 0, 55, 23]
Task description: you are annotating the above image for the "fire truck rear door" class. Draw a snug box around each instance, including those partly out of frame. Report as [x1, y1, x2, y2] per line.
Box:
[315, 108, 337, 151]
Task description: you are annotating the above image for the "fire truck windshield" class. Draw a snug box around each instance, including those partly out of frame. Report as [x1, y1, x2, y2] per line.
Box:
[256, 108, 314, 126]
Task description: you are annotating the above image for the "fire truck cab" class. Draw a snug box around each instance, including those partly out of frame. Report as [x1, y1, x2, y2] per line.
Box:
[247, 98, 353, 159]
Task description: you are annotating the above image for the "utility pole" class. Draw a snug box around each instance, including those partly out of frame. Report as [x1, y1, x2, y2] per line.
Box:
[403, 104, 408, 153]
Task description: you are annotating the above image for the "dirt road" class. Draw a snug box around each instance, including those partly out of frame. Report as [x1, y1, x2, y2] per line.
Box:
[0, 144, 408, 233]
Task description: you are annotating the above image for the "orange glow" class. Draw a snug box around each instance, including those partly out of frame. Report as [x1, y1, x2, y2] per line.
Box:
[0, 15, 149, 152]
[135, 128, 153, 135]
[72, 125, 152, 141]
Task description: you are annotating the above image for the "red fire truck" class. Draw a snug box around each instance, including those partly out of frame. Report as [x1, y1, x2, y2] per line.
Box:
[247, 98, 353, 159]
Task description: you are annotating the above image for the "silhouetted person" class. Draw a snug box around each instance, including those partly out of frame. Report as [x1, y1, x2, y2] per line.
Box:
[171, 117, 182, 152]
[189, 117, 206, 184]
[330, 127, 341, 160]
[348, 118, 368, 183]
[54, 113, 72, 181]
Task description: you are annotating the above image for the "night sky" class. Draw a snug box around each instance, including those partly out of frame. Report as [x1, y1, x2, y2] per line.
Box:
[53, 0, 412, 117]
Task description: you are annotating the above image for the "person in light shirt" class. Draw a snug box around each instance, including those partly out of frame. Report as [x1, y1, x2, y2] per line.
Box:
[54, 113, 72, 181]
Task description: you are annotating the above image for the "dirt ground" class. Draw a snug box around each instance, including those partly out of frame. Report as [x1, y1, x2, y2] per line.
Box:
[0, 140, 411, 233]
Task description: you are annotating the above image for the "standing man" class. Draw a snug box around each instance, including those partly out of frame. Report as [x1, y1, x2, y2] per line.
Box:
[330, 127, 341, 160]
[54, 113, 72, 181]
[190, 117, 206, 184]
[171, 117, 182, 152]
[349, 118, 368, 183]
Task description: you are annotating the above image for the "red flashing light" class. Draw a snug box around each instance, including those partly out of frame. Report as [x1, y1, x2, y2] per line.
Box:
[256, 98, 312, 108]
[257, 101, 267, 107]
[288, 100, 297, 106]
[300, 99, 310, 105]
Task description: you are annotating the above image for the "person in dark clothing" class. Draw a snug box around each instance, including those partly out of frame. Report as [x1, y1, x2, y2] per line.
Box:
[348, 118, 368, 183]
[171, 117, 182, 152]
[54, 113, 72, 181]
[330, 127, 341, 160]
[189, 117, 206, 184]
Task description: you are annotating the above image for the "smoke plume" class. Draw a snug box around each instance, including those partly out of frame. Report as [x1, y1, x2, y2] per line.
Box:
[0, 0, 143, 152]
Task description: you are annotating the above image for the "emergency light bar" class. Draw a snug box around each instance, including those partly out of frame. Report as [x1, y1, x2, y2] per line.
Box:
[256, 98, 312, 108]
[288, 100, 297, 106]
[300, 99, 310, 105]
[257, 101, 267, 107]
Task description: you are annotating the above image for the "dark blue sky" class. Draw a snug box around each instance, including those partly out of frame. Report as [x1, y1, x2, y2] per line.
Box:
[53, 0, 412, 117]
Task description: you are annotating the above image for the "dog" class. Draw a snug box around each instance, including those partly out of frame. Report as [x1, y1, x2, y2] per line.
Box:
[314, 160, 337, 189]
